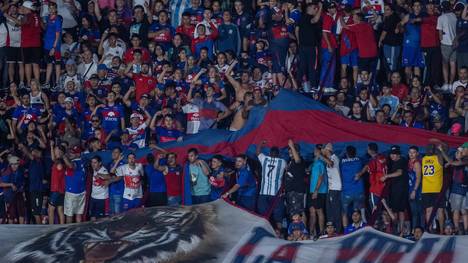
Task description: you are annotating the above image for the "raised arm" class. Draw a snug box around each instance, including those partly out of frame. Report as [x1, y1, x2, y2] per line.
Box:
[288, 139, 300, 163]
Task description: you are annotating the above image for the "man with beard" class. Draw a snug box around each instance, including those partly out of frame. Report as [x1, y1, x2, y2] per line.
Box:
[222, 154, 257, 211]
[128, 62, 157, 102]
[156, 152, 183, 206]
[380, 145, 408, 235]
[109, 153, 144, 211]
[89, 156, 110, 220]
[285, 139, 307, 219]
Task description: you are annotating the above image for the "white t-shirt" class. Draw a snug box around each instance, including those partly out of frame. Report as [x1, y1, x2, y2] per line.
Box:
[451, 79, 467, 94]
[326, 154, 342, 191]
[126, 123, 148, 148]
[92, 166, 109, 199]
[6, 18, 21, 47]
[437, 13, 458, 46]
[258, 153, 286, 196]
[77, 61, 97, 80]
[0, 23, 7, 47]
[182, 103, 201, 134]
[56, 0, 81, 29]
[116, 163, 144, 200]
[102, 40, 126, 66]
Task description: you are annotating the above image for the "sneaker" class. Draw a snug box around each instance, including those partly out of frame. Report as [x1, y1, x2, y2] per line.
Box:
[42, 83, 50, 90]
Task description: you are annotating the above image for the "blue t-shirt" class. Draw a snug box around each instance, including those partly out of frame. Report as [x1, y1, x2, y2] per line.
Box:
[340, 157, 364, 196]
[237, 167, 256, 196]
[344, 222, 367, 234]
[145, 163, 166, 193]
[65, 159, 86, 194]
[108, 160, 125, 195]
[44, 15, 63, 50]
[99, 104, 124, 133]
[28, 159, 45, 192]
[12, 105, 41, 129]
[309, 159, 328, 194]
[403, 14, 421, 47]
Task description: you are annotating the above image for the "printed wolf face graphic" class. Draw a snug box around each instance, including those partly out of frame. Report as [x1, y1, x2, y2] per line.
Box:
[6, 205, 218, 263]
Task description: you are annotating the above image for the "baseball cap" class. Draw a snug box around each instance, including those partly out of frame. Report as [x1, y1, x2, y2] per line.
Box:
[328, 2, 337, 9]
[326, 221, 335, 228]
[130, 113, 143, 120]
[22, 1, 35, 10]
[426, 0, 436, 4]
[390, 145, 401, 155]
[97, 64, 108, 71]
[141, 93, 150, 99]
[462, 142, 468, 149]
[64, 97, 74, 103]
[8, 156, 20, 165]
[70, 145, 82, 155]
[89, 74, 99, 80]
[66, 59, 76, 65]
[454, 2, 465, 11]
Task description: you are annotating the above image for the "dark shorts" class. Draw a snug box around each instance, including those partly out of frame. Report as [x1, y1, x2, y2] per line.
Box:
[358, 57, 376, 72]
[192, 195, 211, 205]
[7, 192, 25, 220]
[49, 192, 64, 207]
[22, 47, 42, 64]
[89, 198, 106, 218]
[422, 193, 444, 209]
[6, 47, 22, 63]
[148, 192, 167, 207]
[0, 195, 5, 218]
[389, 186, 408, 213]
[257, 195, 285, 223]
[44, 49, 62, 64]
[286, 191, 305, 216]
[308, 193, 326, 210]
[30, 191, 43, 216]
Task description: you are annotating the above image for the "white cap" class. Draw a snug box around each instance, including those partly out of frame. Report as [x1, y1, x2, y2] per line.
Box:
[64, 97, 74, 103]
[130, 113, 143, 120]
[22, 1, 35, 10]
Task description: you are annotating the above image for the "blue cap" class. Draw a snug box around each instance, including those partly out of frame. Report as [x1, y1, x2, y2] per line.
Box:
[97, 64, 108, 71]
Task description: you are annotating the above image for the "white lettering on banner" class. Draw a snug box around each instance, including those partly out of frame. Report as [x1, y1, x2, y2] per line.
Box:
[223, 227, 462, 263]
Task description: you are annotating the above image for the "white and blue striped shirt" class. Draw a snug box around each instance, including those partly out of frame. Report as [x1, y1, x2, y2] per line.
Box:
[258, 153, 286, 196]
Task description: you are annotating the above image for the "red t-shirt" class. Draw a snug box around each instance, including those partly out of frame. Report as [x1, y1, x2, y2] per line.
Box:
[165, 166, 182, 197]
[348, 22, 377, 58]
[368, 155, 387, 197]
[176, 25, 195, 40]
[391, 83, 409, 101]
[123, 47, 151, 64]
[133, 74, 157, 101]
[340, 15, 357, 56]
[321, 14, 338, 49]
[51, 163, 66, 193]
[420, 15, 439, 48]
[21, 13, 41, 47]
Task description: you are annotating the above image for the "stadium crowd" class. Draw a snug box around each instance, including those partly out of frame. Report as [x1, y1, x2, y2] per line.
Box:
[0, 0, 467, 241]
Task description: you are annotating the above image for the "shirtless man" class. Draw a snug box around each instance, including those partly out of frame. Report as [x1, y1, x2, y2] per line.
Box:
[225, 60, 252, 102]
[229, 92, 254, 131]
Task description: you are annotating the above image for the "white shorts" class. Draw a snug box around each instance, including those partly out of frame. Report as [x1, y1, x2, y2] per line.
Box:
[64, 191, 86, 216]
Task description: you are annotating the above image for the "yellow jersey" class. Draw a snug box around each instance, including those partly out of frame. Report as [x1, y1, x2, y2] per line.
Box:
[421, 155, 443, 193]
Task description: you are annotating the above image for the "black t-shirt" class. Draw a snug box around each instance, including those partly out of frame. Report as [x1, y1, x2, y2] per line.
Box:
[388, 157, 408, 191]
[285, 158, 307, 193]
[297, 14, 321, 47]
[382, 14, 403, 46]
